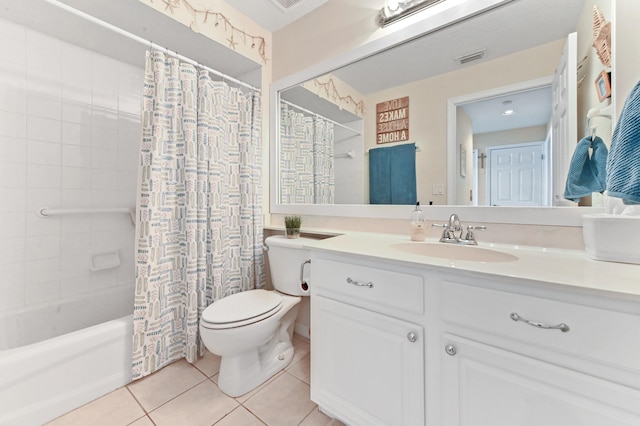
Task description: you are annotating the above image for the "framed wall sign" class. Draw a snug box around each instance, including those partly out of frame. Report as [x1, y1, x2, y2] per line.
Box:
[594, 70, 611, 102]
[376, 96, 409, 144]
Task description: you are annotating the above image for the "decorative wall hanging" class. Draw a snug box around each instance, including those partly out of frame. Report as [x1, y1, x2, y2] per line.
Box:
[312, 77, 366, 117]
[376, 96, 409, 144]
[592, 5, 611, 68]
[145, 0, 269, 64]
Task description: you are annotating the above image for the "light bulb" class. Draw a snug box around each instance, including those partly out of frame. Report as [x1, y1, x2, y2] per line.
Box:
[387, 0, 400, 12]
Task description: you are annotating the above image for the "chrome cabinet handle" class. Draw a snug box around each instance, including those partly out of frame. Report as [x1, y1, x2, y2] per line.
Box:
[346, 277, 374, 288]
[407, 332, 418, 343]
[510, 312, 570, 332]
[445, 344, 457, 356]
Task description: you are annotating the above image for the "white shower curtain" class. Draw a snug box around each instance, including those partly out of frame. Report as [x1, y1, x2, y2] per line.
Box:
[132, 51, 265, 379]
[279, 104, 335, 204]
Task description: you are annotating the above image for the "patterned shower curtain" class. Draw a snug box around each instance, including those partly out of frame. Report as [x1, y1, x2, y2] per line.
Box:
[132, 51, 265, 379]
[279, 103, 334, 204]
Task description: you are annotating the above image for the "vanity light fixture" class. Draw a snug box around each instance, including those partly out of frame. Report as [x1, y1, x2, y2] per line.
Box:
[377, 0, 447, 27]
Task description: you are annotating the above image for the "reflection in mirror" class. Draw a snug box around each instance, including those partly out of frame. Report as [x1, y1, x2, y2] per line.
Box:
[279, 82, 364, 204]
[275, 0, 610, 211]
[453, 83, 553, 207]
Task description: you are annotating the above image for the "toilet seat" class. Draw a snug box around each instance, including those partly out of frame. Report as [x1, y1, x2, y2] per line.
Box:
[200, 289, 283, 330]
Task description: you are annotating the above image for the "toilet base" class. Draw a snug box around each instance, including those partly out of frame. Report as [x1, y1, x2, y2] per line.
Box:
[214, 299, 300, 397]
[217, 336, 295, 397]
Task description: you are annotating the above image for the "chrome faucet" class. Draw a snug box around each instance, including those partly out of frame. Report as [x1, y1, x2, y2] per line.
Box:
[432, 214, 486, 245]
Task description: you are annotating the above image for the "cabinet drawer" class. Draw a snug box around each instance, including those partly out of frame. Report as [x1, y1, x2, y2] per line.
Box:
[441, 281, 640, 372]
[312, 258, 424, 315]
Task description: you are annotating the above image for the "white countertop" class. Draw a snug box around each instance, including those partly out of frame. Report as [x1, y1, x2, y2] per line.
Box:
[304, 233, 640, 299]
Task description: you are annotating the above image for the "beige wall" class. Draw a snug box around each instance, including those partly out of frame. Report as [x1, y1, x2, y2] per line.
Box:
[273, 0, 391, 80]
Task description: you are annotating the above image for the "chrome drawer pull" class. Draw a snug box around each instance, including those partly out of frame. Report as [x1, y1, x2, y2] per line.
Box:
[510, 312, 570, 332]
[346, 277, 374, 288]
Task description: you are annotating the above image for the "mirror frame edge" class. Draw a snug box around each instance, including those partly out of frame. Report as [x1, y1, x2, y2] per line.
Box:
[269, 0, 604, 227]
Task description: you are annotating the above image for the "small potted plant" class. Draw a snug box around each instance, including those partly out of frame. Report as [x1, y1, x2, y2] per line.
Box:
[284, 215, 302, 239]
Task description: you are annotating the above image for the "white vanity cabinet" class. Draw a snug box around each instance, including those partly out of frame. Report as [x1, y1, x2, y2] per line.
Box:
[309, 242, 640, 426]
[310, 256, 426, 426]
[440, 279, 640, 426]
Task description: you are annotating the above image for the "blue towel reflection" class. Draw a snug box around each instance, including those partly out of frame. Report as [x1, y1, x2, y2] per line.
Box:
[564, 136, 608, 202]
[369, 143, 417, 205]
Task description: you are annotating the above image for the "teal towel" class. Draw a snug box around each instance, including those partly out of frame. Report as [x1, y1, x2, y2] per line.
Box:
[369, 143, 416, 205]
[563, 136, 608, 202]
[607, 80, 640, 204]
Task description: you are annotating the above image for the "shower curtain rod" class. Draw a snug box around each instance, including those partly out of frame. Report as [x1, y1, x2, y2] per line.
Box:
[281, 99, 362, 135]
[41, 0, 260, 93]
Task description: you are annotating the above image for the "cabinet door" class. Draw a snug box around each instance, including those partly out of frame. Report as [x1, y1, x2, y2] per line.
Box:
[311, 296, 424, 426]
[442, 335, 640, 426]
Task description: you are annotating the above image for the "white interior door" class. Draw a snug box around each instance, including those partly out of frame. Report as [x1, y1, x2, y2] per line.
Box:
[551, 32, 578, 205]
[488, 142, 545, 206]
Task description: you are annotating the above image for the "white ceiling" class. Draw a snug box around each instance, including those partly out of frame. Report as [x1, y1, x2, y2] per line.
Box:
[460, 86, 552, 134]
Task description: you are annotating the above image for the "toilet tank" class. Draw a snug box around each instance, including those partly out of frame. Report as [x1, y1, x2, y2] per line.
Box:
[265, 235, 314, 296]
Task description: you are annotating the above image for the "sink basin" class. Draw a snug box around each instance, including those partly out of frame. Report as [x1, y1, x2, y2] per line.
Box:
[391, 243, 519, 263]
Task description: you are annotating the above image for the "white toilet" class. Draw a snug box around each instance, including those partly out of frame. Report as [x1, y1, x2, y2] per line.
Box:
[199, 235, 313, 397]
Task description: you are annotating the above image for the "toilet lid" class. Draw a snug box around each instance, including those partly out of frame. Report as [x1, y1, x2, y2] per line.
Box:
[201, 289, 283, 327]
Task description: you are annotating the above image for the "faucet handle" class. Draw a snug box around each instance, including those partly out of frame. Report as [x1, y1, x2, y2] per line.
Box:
[464, 225, 486, 242]
[432, 223, 456, 242]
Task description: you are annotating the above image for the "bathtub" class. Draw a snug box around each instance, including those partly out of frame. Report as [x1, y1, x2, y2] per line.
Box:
[0, 285, 134, 426]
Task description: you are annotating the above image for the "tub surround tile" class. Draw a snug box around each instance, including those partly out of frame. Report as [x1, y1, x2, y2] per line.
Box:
[0, 18, 141, 314]
[45, 387, 145, 426]
[127, 359, 208, 412]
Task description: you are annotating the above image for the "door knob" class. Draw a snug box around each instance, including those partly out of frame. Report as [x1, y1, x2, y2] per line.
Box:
[407, 332, 418, 343]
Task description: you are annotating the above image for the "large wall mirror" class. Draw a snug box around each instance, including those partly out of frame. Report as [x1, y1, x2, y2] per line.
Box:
[270, 0, 614, 225]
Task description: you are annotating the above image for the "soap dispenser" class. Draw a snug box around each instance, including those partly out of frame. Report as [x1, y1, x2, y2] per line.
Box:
[410, 202, 426, 242]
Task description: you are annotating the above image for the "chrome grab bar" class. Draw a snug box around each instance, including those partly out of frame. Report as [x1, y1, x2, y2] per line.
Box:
[510, 312, 570, 332]
[346, 277, 374, 288]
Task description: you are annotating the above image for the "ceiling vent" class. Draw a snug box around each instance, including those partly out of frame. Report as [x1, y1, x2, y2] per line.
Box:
[455, 49, 486, 65]
[270, 0, 304, 10]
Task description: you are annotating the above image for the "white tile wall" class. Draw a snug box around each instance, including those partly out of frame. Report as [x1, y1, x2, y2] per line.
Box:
[0, 17, 142, 312]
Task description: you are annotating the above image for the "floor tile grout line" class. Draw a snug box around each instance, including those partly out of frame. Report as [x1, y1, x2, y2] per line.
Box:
[126, 364, 210, 417]
[212, 404, 268, 425]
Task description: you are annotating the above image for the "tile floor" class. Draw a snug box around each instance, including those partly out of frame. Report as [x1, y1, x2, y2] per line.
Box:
[46, 336, 344, 426]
